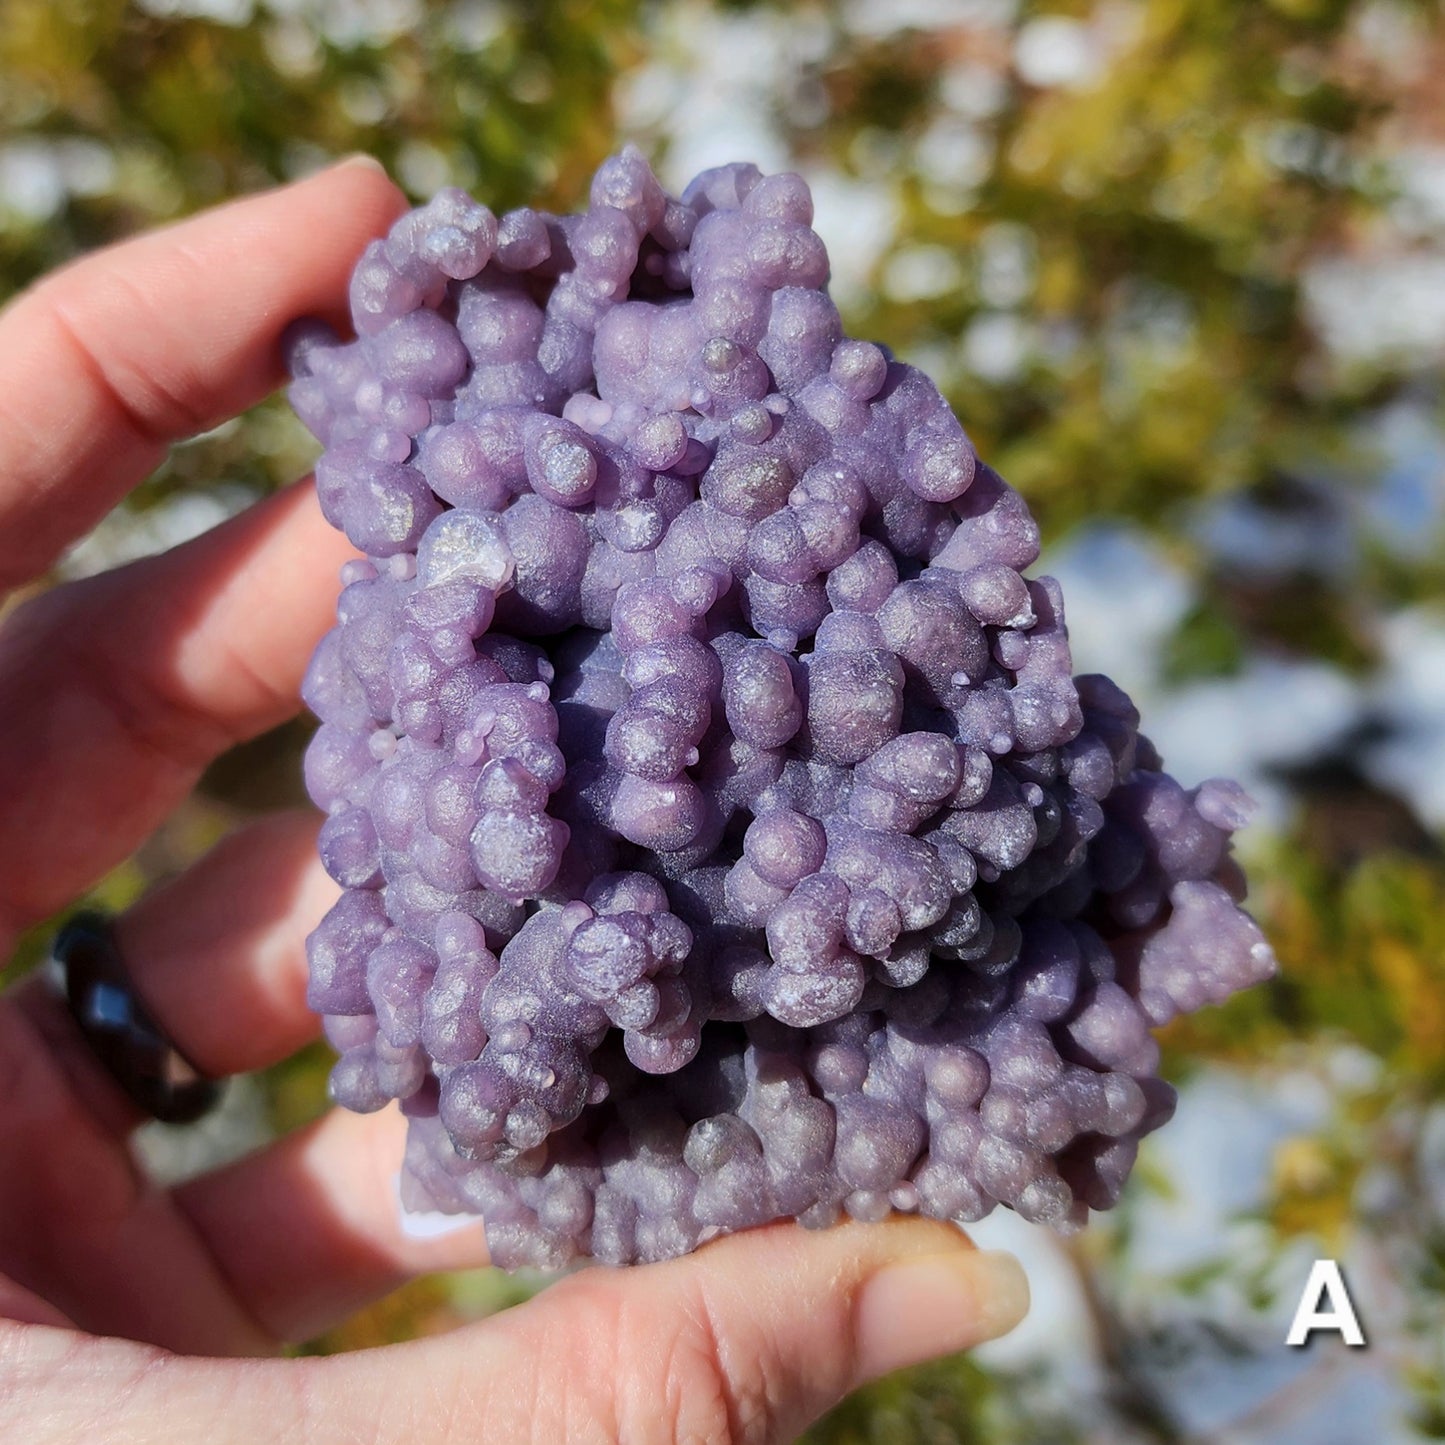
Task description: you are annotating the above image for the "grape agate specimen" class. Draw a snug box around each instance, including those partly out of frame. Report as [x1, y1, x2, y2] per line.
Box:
[289, 148, 1277, 1269]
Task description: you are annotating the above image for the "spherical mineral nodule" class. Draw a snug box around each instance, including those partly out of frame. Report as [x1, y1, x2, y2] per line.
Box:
[289, 144, 1279, 1269]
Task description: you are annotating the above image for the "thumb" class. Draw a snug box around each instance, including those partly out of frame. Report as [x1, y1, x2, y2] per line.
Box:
[323, 1218, 1029, 1444]
[0, 1221, 1028, 1445]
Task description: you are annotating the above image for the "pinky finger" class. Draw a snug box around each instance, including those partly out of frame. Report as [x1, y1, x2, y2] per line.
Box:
[0, 1274, 73, 1330]
[173, 1105, 490, 1346]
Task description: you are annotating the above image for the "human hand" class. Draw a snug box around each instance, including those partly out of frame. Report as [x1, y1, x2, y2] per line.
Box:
[0, 158, 1028, 1444]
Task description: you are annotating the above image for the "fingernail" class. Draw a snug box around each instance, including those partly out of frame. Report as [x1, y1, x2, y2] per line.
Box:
[336, 153, 389, 178]
[855, 1249, 1029, 1381]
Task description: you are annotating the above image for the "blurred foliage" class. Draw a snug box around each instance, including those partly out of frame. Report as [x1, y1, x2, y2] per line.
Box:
[807, 1355, 994, 1445]
[816, 1, 1386, 526]
[4, 0, 1445, 1441]
[806, 1352, 1101, 1444]
[771, 0, 1442, 681]
[0, 0, 646, 500]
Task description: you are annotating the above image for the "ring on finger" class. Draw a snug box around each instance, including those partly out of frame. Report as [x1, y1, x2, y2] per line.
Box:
[47, 910, 226, 1125]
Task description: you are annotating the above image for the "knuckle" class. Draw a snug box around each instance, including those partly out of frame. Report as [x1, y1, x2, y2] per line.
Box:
[29, 267, 212, 447]
[489, 1277, 622, 1445]
[604, 1278, 779, 1445]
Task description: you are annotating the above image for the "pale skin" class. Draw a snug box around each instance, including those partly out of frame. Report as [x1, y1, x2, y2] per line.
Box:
[0, 157, 1029, 1445]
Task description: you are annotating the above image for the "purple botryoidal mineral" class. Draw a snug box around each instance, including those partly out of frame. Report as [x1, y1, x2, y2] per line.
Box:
[288, 148, 1277, 1269]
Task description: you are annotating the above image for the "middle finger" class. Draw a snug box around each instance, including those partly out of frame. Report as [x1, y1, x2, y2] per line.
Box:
[0, 478, 355, 942]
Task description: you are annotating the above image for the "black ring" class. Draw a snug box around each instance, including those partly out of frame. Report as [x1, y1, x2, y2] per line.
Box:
[49, 910, 225, 1126]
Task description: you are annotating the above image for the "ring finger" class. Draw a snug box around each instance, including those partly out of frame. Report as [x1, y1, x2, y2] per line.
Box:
[8, 807, 336, 1142]
[115, 808, 338, 1079]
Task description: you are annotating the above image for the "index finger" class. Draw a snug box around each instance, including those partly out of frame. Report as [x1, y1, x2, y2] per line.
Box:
[0, 155, 406, 593]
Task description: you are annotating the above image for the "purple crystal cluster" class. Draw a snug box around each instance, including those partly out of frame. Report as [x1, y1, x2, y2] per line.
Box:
[289, 148, 1277, 1269]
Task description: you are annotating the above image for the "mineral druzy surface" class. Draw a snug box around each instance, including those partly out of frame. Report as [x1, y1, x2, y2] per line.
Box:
[289, 148, 1277, 1269]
